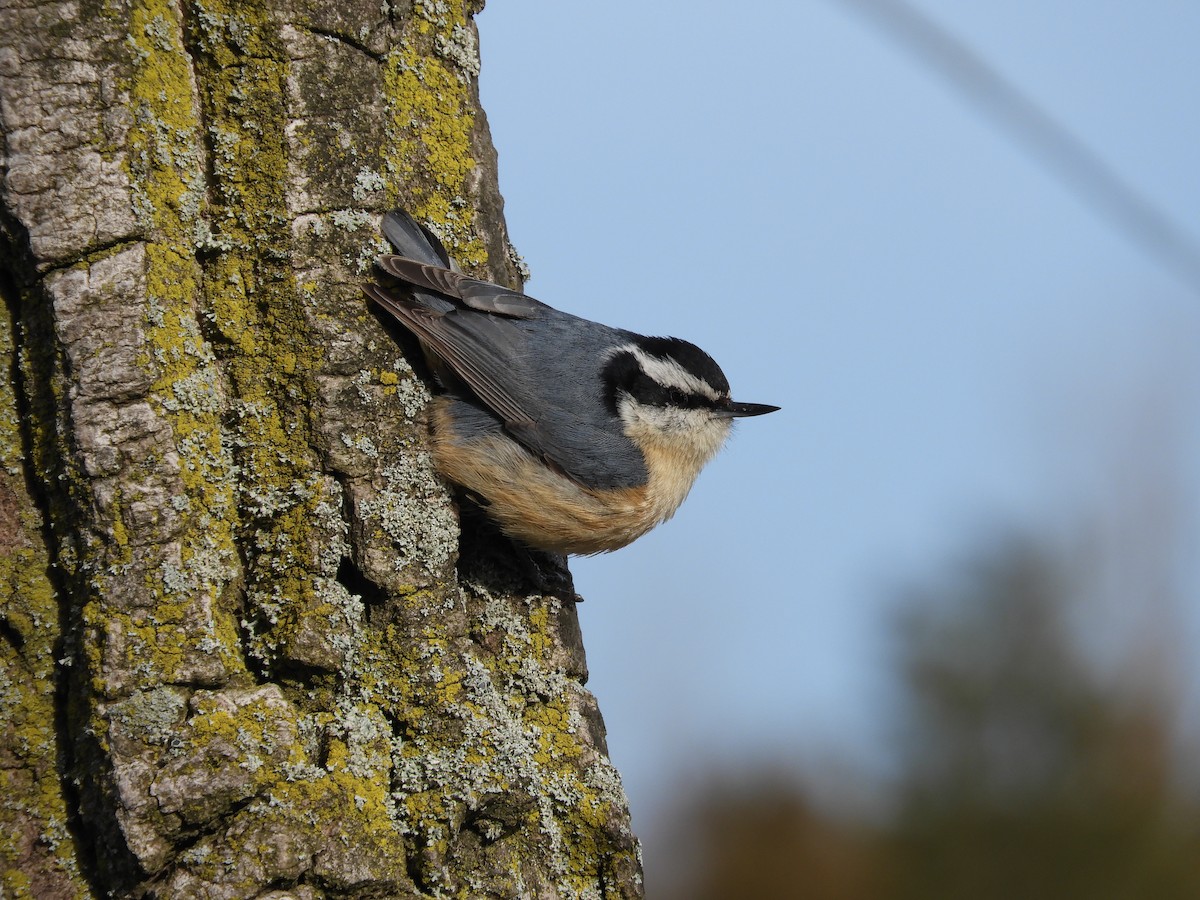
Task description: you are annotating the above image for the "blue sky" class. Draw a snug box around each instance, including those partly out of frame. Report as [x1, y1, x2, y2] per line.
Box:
[475, 0, 1200, 849]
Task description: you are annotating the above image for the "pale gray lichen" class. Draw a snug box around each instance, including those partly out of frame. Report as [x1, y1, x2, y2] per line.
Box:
[434, 24, 480, 82]
[161, 368, 224, 414]
[339, 432, 379, 459]
[353, 168, 386, 201]
[391, 373, 430, 420]
[413, 0, 450, 26]
[107, 687, 189, 747]
[507, 239, 531, 283]
[357, 454, 457, 574]
[331, 209, 373, 232]
[353, 369, 374, 405]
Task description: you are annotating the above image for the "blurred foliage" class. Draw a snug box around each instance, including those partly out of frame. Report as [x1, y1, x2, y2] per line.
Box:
[659, 534, 1200, 899]
[657, 773, 884, 900]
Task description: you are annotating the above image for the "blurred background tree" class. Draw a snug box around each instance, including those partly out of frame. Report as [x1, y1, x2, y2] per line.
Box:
[888, 534, 1200, 900]
[658, 529, 1200, 900]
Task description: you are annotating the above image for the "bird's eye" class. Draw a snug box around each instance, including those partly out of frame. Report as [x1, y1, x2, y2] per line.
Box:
[661, 386, 710, 410]
[631, 374, 671, 407]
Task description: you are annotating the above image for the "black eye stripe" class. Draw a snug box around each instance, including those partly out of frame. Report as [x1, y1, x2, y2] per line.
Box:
[662, 385, 710, 409]
[603, 350, 720, 413]
[602, 350, 641, 414]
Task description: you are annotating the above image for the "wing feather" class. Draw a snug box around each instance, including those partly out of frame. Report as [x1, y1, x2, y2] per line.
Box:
[363, 284, 536, 428]
[377, 255, 544, 319]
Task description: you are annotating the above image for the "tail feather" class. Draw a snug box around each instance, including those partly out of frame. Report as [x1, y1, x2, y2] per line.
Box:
[381, 210, 452, 267]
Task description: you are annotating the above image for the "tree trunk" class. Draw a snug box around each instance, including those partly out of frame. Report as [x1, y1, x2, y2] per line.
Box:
[0, 0, 642, 897]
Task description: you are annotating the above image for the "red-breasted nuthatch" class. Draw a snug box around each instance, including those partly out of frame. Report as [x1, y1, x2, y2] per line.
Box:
[363, 210, 779, 556]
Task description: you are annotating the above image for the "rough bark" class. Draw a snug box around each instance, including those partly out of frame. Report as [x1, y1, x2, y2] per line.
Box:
[0, 0, 643, 897]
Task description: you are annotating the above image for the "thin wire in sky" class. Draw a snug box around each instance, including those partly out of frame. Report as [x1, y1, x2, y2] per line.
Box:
[835, 0, 1200, 297]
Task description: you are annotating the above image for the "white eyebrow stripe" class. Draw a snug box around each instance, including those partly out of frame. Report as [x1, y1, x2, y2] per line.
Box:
[614, 343, 723, 402]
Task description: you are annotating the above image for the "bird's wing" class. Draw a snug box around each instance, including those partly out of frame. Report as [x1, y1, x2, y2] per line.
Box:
[363, 283, 538, 429]
[377, 255, 545, 319]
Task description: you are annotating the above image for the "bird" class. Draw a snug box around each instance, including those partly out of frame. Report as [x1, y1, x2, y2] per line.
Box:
[362, 209, 778, 556]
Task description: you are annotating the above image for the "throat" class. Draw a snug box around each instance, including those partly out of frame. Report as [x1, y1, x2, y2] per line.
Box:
[627, 419, 732, 523]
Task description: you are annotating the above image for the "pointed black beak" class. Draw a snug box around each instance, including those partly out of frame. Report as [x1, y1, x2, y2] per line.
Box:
[723, 401, 780, 418]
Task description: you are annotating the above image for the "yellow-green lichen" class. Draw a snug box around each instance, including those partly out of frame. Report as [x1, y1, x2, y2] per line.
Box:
[0, 302, 85, 896]
[149, 687, 407, 890]
[120, 2, 432, 879]
[383, 0, 487, 268]
[186, 0, 332, 669]
[126, 0, 207, 239]
[348, 578, 635, 891]
[124, 0, 330, 684]
[121, 0, 244, 691]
